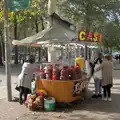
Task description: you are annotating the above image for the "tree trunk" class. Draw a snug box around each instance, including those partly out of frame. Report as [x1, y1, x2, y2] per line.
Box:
[83, 2, 91, 60]
[14, 14, 18, 64]
[41, 16, 44, 30]
[35, 15, 45, 62]
[35, 14, 39, 33]
[0, 44, 3, 65]
[0, 32, 4, 65]
[34, 14, 41, 62]
[84, 1, 91, 32]
[38, 16, 45, 62]
[38, 48, 41, 62]
[2, 40, 5, 61]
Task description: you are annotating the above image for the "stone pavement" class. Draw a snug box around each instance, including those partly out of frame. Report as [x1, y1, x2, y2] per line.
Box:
[0, 64, 120, 120]
[113, 63, 120, 70]
[0, 65, 21, 99]
[0, 99, 28, 120]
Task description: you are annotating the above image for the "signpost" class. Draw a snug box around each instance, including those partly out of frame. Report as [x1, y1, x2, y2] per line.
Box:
[9, 0, 30, 12]
[4, 0, 12, 101]
[4, 0, 31, 101]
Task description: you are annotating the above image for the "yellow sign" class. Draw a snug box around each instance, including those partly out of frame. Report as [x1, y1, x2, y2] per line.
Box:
[78, 31, 102, 43]
[79, 31, 86, 41]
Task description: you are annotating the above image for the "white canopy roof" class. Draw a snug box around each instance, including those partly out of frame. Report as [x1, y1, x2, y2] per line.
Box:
[12, 23, 78, 46]
[12, 12, 100, 47]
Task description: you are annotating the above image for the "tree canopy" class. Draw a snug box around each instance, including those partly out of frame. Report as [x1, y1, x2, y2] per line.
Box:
[0, 0, 48, 64]
[0, 0, 120, 65]
[58, 0, 120, 49]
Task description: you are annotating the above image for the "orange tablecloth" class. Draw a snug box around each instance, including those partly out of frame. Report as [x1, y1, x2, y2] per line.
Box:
[37, 76, 88, 103]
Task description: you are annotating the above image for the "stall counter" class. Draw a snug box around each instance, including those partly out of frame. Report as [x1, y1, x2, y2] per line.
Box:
[37, 75, 88, 103]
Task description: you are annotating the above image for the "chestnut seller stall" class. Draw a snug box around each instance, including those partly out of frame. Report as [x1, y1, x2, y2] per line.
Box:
[12, 13, 90, 103]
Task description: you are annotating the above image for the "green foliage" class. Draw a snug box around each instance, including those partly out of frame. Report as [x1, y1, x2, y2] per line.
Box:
[0, 0, 48, 40]
[58, 0, 120, 48]
[1, 0, 120, 50]
[102, 21, 120, 48]
[8, 0, 47, 24]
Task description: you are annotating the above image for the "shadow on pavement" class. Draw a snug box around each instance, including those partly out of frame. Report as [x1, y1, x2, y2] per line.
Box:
[0, 64, 22, 76]
[0, 64, 120, 120]
[17, 91, 120, 120]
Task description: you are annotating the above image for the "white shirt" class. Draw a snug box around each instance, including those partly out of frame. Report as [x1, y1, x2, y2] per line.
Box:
[94, 64, 102, 79]
[18, 62, 37, 89]
[85, 60, 91, 78]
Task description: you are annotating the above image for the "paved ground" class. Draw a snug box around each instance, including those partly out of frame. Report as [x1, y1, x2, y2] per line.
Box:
[0, 65, 21, 99]
[0, 63, 120, 120]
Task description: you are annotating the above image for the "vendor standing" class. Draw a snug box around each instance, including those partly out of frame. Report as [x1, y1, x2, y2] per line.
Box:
[18, 56, 39, 104]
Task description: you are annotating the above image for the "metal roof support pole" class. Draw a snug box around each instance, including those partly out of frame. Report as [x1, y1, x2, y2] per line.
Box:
[67, 44, 71, 66]
[47, 0, 57, 63]
[84, 45, 88, 60]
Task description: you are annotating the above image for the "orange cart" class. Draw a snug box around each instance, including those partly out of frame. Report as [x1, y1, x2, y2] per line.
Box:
[37, 75, 88, 103]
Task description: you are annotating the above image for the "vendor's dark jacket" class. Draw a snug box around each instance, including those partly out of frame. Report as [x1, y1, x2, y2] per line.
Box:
[89, 57, 103, 76]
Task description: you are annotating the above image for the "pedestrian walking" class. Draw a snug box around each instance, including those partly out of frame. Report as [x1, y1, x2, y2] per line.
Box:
[17, 56, 39, 104]
[95, 54, 113, 101]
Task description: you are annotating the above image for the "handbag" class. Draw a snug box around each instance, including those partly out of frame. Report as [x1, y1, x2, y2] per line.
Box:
[16, 73, 26, 91]
[15, 85, 20, 91]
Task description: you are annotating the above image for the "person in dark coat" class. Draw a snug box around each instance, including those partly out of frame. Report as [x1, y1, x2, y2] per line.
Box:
[90, 53, 103, 76]
[115, 55, 118, 63]
[118, 54, 120, 64]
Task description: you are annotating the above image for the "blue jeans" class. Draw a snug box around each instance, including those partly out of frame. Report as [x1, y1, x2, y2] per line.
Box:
[94, 78, 102, 95]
